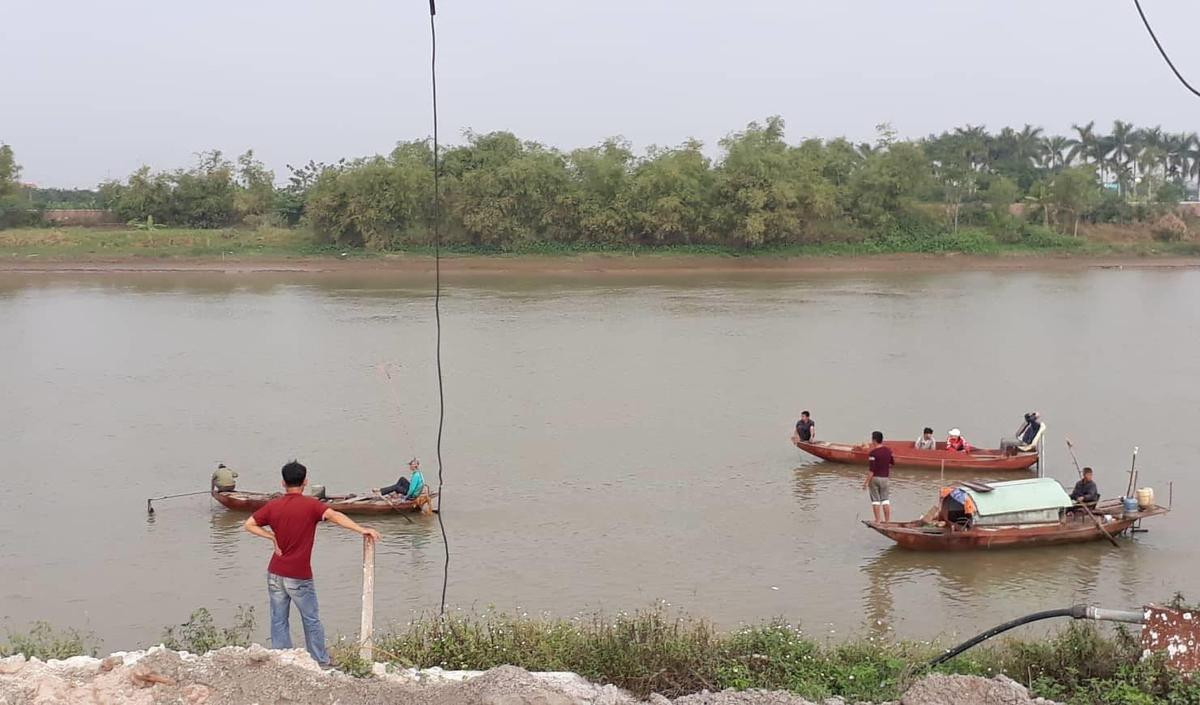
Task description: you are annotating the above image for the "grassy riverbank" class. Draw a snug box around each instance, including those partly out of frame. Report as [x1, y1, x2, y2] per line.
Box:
[3, 607, 1196, 704]
[3, 225, 1200, 263]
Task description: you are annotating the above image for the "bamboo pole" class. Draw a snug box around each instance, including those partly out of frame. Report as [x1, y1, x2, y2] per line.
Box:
[359, 535, 376, 662]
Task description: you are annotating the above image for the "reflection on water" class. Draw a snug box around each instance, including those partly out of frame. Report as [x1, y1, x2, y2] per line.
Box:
[1, 268, 1197, 648]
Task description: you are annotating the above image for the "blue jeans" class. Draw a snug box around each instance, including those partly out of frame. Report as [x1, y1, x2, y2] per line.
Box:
[267, 573, 330, 666]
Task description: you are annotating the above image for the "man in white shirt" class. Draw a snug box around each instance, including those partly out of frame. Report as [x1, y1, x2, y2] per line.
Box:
[915, 427, 936, 450]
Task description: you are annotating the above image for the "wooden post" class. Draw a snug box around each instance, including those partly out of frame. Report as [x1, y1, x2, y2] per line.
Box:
[359, 535, 375, 662]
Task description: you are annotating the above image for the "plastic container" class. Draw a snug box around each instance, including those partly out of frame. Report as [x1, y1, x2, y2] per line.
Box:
[1136, 487, 1155, 509]
[1121, 496, 1139, 513]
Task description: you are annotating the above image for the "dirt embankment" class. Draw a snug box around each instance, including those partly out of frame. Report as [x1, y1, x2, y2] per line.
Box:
[0, 646, 1058, 705]
[1, 252, 1199, 277]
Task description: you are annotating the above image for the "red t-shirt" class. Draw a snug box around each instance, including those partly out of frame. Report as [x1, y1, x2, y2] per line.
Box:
[868, 445, 894, 478]
[252, 493, 329, 580]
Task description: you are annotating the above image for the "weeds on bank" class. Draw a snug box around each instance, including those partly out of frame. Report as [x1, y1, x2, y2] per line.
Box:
[0, 622, 97, 660]
[6, 604, 1200, 703]
[161, 607, 255, 653]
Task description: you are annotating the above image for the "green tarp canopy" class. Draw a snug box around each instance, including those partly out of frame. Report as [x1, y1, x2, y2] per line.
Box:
[964, 477, 1074, 517]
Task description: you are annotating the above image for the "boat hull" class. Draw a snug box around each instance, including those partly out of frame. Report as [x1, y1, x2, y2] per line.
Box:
[795, 439, 1038, 471]
[864, 502, 1168, 551]
[211, 490, 432, 515]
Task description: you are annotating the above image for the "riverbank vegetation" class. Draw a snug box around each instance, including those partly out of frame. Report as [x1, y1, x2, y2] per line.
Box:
[4, 605, 1198, 704]
[3, 119, 1200, 256]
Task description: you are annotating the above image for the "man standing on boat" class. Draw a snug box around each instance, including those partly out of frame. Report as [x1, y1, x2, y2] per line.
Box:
[243, 460, 381, 667]
[793, 411, 815, 443]
[863, 431, 894, 522]
[914, 427, 936, 450]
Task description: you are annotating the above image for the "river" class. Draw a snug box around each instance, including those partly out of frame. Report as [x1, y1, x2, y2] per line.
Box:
[1, 266, 1196, 649]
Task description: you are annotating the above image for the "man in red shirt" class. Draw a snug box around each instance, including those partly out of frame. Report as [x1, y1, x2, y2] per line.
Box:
[243, 460, 381, 666]
[862, 431, 894, 522]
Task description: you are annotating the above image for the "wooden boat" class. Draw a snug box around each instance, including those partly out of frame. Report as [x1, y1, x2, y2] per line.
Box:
[794, 439, 1038, 471]
[864, 477, 1168, 551]
[211, 489, 434, 515]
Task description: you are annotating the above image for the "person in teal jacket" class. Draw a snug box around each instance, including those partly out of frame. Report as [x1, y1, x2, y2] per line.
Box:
[376, 458, 424, 500]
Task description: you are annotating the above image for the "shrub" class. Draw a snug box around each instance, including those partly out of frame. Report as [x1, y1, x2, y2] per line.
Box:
[0, 622, 97, 660]
[161, 607, 255, 653]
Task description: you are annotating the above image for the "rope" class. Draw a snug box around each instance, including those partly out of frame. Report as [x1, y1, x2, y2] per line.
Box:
[1132, 0, 1200, 98]
[428, 0, 450, 618]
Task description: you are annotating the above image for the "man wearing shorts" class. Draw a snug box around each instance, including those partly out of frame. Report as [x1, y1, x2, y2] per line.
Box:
[863, 431, 894, 522]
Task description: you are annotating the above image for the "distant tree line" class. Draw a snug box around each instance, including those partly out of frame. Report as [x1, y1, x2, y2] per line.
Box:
[3, 119, 1199, 246]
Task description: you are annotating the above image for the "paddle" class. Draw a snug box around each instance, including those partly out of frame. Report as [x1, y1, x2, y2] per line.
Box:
[1064, 438, 1120, 548]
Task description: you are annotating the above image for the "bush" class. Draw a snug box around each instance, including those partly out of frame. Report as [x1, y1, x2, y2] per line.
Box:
[0, 622, 97, 660]
[1152, 213, 1189, 242]
[1019, 225, 1084, 249]
[161, 607, 255, 653]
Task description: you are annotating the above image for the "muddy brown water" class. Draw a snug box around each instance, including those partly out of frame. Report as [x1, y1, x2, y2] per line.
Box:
[1, 267, 1197, 649]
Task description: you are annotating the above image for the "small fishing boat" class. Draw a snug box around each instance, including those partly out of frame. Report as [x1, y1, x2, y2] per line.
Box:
[864, 477, 1168, 551]
[211, 489, 434, 515]
[794, 439, 1039, 471]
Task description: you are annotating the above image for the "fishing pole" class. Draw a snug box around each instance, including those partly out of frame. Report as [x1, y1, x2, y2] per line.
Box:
[146, 490, 210, 514]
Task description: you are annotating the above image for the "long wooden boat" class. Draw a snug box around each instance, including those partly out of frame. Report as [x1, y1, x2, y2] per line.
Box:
[795, 439, 1038, 471]
[864, 478, 1168, 550]
[211, 489, 434, 515]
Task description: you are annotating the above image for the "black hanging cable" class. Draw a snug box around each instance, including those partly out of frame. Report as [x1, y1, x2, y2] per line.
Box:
[428, 0, 450, 617]
[1132, 0, 1200, 98]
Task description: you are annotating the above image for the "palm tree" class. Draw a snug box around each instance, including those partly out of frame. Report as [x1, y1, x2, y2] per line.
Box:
[953, 124, 990, 171]
[1066, 121, 1097, 167]
[1109, 121, 1138, 197]
[1039, 135, 1071, 171]
[1016, 124, 1044, 167]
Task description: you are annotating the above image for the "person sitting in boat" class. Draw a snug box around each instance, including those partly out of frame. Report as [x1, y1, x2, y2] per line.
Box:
[375, 458, 425, 500]
[914, 427, 936, 450]
[211, 463, 238, 493]
[946, 429, 972, 452]
[793, 411, 815, 443]
[1069, 467, 1100, 507]
[1000, 412, 1045, 455]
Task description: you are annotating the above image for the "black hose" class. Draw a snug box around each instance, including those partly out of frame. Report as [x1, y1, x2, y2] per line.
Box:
[928, 606, 1086, 668]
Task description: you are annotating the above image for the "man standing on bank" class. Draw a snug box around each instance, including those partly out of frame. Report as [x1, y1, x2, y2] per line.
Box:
[243, 460, 381, 667]
[863, 431, 894, 522]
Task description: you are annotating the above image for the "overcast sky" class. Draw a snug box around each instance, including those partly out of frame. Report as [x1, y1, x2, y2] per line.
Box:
[5, 0, 1199, 188]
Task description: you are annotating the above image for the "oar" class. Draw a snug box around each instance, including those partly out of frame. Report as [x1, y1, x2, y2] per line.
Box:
[147, 490, 211, 514]
[1064, 438, 1120, 548]
[379, 491, 415, 524]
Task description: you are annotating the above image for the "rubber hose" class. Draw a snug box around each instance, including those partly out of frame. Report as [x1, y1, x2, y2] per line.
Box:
[927, 606, 1085, 668]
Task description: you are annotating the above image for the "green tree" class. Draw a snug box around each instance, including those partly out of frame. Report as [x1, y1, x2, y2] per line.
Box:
[625, 140, 714, 245]
[0, 143, 19, 198]
[711, 117, 838, 247]
[0, 143, 34, 229]
[234, 150, 276, 221]
[847, 142, 931, 228]
[1051, 167, 1100, 237]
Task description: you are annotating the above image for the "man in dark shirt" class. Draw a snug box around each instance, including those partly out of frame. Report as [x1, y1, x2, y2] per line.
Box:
[244, 461, 381, 666]
[1069, 467, 1100, 506]
[862, 430, 894, 522]
[794, 411, 815, 443]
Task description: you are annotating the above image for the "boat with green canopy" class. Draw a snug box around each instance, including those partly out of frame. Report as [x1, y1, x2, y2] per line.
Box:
[864, 477, 1168, 550]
